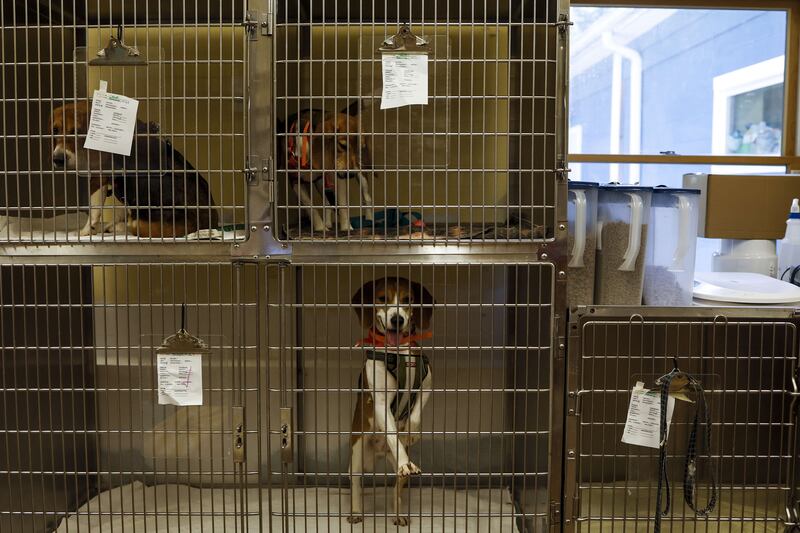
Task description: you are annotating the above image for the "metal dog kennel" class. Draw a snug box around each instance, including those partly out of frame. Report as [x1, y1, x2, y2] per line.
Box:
[1, 0, 570, 531]
[565, 307, 800, 532]
[6, 0, 798, 532]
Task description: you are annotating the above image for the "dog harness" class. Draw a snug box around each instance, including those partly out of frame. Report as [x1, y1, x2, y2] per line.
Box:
[356, 329, 432, 422]
[286, 116, 336, 191]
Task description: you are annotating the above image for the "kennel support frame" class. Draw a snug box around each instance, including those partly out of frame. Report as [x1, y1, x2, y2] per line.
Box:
[563, 306, 800, 533]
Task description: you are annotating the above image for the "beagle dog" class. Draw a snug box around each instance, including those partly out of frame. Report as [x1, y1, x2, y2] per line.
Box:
[348, 277, 435, 526]
[279, 102, 374, 232]
[50, 102, 219, 238]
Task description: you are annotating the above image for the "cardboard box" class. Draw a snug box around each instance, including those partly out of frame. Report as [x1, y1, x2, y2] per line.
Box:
[683, 173, 800, 239]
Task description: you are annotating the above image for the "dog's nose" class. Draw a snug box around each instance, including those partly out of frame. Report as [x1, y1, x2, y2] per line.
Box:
[390, 315, 404, 328]
[52, 153, 66, 167]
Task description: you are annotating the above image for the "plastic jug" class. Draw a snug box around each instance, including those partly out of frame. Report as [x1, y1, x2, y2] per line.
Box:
[567, 181, 599, 309]
[642, 186, 700, 306]
[595, 184, 653, 305]
[778, 198, 800, 285]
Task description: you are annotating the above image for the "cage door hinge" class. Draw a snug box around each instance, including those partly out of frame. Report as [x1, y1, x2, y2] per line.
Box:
[553, 14, 573, 34]
[280, 407, 293, 463]
[549, 501, 562, 526]
[232, 406, 245, 463]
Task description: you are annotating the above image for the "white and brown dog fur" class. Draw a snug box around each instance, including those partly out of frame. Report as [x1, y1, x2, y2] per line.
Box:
[348, 277, 435, 526]
[49, 102, 218, 238]
[279, 102, 374, 232]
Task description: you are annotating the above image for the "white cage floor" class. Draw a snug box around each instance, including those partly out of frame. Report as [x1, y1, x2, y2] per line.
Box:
[0, 214, 243, 241]
[55, 481, 522, 532]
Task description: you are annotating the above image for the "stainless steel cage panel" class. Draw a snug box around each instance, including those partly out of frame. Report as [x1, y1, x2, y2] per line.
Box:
[0, 263, 261, 532]
[564, 307, 800, 533]
[263, 262, 556, 531]
[273, 1, 565, 245]
[1, 1, 248, 245]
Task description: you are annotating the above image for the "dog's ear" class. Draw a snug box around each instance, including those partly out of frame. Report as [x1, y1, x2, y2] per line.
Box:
[341, 100, 360, 117]
[410, 281, 435, 330]
[351, 280, 376, 329]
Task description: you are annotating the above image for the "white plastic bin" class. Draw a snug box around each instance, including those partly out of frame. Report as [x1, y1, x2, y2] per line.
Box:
[643, 186, 700, 306]
[595, 185, 653, 305]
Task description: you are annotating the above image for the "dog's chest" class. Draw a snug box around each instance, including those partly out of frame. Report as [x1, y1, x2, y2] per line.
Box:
[363, 347, 428, 421]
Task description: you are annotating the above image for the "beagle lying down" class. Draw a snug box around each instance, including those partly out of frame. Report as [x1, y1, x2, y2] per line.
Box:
[348, 277, 435, 526]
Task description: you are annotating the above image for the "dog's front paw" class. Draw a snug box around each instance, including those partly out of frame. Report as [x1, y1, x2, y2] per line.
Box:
[79, 224, 97, 237]
[393, 516, 410, 527]
[346, 514, 363, 524]
[397, 462, 421, 477]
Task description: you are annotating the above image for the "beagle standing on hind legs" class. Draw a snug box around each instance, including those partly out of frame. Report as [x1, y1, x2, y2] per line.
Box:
[348, 277, 435, 527]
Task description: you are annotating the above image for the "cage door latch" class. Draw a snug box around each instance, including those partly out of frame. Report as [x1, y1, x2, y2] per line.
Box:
[244, 7, 273, 40]
[549, 501, 562, 527]
[232, 406, 246, 463]
[280, 407, 293, 463]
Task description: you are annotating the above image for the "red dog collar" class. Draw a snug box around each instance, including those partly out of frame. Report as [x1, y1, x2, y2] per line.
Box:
[356, 328, 432, 348]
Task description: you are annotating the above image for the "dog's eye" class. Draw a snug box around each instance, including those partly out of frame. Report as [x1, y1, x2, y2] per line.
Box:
[400, 296, 411, 304]
[337, 138, 348, 149]
[52, 126, 60, 135]
[376, 295, 386, 303]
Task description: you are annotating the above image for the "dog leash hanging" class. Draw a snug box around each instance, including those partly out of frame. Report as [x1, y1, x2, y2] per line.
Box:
[653, 356, 717, 533]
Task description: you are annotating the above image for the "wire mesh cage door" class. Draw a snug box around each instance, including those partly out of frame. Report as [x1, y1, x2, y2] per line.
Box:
[272, 0, 564, 244]
[1, 1, 248, 245]
[0, 262, 262, 532]
[263, 261, 557, 531]
[564, 307, 800, 533]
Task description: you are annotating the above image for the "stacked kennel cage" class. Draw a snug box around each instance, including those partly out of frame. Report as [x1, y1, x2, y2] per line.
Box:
[1, 1, 569, 532]
[565, 307, 800, 532]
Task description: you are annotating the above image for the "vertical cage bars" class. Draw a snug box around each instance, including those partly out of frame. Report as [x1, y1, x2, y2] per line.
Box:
[565, 310, 800, 533]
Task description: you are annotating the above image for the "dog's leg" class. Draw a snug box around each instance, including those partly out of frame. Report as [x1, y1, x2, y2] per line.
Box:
[333, 179, 353, 232]
[347, 436, 364, 524]
[406, 371, 432, 442]
[364, 360, 420, 478]
[293, 181, 327, 232]
[393, 469, 410, 526]
[100, 203, 129, 235]
[356, 172, 374, 222]
[80, 183, 109, 236]
[314, 180, 334, 230]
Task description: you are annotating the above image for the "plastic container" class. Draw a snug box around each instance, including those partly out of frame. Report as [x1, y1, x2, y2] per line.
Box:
[778, 198, 800, 285]
[712, 240, 777, 277]
[694, 271, 800, 305]
[642, 187, 700, 306]
[567, 181, 599, 309]
[595, 185, 653, 305]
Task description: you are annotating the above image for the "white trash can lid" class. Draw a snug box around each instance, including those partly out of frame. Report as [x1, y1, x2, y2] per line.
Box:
[693, 272, 800, 305]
